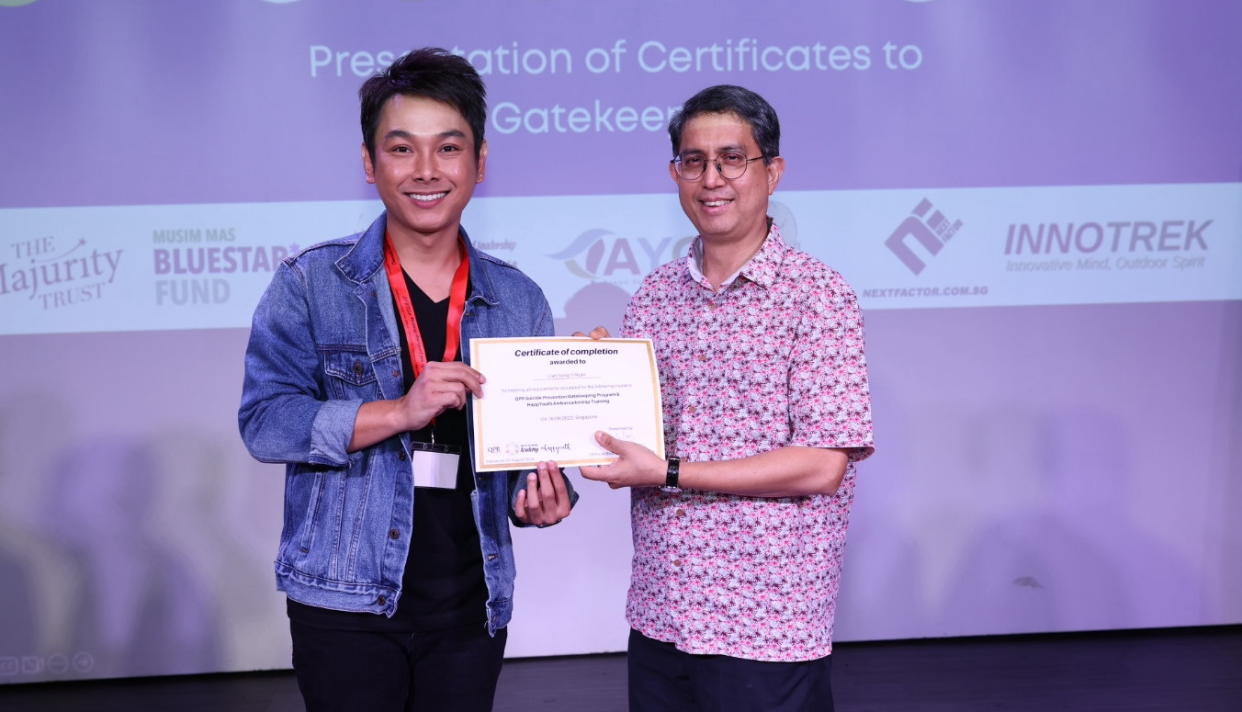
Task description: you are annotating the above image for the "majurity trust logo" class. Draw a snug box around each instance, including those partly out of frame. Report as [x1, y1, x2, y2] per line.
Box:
[884, 197, 963, 275]
[0, 235, 123, 311]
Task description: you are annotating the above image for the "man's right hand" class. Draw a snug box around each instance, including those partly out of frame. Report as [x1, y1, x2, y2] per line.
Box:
[395, 361, 485, 432]
[348, 361, 484, 452]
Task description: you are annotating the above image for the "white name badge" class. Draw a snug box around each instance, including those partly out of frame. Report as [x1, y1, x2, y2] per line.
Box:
[412, 450, 460, 489]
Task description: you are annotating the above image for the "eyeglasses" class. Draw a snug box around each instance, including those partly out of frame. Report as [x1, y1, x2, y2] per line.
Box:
[671, 152, 766, 181]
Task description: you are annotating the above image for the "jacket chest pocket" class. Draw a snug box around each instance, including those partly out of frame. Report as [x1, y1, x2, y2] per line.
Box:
[322, 348, 380, 400]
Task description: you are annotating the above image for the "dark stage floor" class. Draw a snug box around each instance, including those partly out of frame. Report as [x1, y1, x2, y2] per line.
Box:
[2, 626, 1239, 711]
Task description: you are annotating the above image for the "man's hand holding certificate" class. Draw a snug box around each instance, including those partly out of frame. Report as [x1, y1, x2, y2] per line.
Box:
[469, 337, 665, 471]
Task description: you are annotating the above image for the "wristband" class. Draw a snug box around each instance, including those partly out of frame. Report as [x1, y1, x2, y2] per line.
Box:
[660, 456, 681, 493]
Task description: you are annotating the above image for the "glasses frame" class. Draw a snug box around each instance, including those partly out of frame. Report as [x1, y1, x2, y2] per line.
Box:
[670, 153, 766, 181]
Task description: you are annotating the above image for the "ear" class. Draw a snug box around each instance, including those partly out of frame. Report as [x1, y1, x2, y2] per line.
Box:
[475, 140, 489, 184]
[668, 159, 680, 185]
[361, 143, 376, 184]
[765, 156, 785, 196]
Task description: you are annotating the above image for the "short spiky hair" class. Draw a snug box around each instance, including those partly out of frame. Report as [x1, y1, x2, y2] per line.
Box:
[668, 84, 780, 162]
[358, 47, 486, 159]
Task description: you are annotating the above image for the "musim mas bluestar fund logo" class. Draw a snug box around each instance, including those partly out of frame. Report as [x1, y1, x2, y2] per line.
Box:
[150, 226, 297, 307]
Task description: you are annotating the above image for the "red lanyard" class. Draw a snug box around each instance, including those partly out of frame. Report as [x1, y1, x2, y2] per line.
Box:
[383, 232, 470, 379]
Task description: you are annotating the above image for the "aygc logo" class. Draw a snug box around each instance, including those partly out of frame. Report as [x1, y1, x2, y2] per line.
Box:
[548, 229, 691, 280]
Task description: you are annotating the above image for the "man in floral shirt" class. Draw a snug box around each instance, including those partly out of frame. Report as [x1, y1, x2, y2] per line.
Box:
[581, 85, 875, 711]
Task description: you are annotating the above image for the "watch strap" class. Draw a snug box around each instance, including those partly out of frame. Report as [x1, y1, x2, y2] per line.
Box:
[662, 456, 681, 491]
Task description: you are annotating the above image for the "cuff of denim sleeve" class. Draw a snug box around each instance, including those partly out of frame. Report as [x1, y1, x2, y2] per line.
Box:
[309, 399, 365, 466]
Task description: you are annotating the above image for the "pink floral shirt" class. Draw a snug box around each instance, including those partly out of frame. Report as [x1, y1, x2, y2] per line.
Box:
[621, 225, 875, 662]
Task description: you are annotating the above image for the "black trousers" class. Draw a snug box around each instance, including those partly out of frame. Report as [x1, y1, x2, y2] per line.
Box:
[289, 619, 507, 712]
[627, 629, 834, 712]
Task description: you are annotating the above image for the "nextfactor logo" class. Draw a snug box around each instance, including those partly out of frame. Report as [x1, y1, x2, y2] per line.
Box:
[885, 198, 963, 275]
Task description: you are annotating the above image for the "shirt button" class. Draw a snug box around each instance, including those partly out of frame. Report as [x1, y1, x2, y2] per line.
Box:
[398, 452, 407, 461]
[696, 353, 708, 362]
[353, 362, 364, 376]
[376, 595, 387, 606]
[676, 509, 686, 518]
[685, 406, 697, 415]
[391, 369, 400, 378]
[388, 529, 399, 540]
[672, 560, 682, 567]
[487, 554, 497, 562]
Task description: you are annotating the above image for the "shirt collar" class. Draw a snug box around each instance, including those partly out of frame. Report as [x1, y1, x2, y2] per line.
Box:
[685, 221, 786, 290]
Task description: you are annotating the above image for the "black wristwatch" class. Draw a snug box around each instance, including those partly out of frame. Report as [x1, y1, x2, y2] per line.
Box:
[660, 456, 681, 493]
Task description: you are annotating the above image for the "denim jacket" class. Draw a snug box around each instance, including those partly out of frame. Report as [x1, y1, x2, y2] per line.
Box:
[239, 212, 571, 634]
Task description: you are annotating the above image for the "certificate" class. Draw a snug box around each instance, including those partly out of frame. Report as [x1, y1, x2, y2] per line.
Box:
[469, 337, 665, 472]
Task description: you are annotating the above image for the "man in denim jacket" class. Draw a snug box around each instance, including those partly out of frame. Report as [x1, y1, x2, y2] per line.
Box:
[239, 48, 575, 712]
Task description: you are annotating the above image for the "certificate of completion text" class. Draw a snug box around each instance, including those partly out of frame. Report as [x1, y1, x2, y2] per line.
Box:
[469, 337, 665, 472]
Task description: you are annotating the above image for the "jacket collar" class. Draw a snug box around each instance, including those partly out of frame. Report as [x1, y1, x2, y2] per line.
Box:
[335, 211, 499, 305]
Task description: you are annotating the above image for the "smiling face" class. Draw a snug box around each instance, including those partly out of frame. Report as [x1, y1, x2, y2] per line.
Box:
[670, 111, 784, 251]
[362, 94, 487, 248]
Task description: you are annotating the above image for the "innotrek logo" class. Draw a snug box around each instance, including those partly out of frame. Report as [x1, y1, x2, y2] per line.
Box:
[548, 229, 691, 280]
[885, 198, 963, 275]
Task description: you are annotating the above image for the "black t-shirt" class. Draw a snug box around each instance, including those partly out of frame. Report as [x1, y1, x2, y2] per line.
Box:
[288, 271, 487, 632]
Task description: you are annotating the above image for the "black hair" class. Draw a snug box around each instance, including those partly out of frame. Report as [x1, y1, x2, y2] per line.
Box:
[668, 84, 780, 162]
[358, 47, 486, 159]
